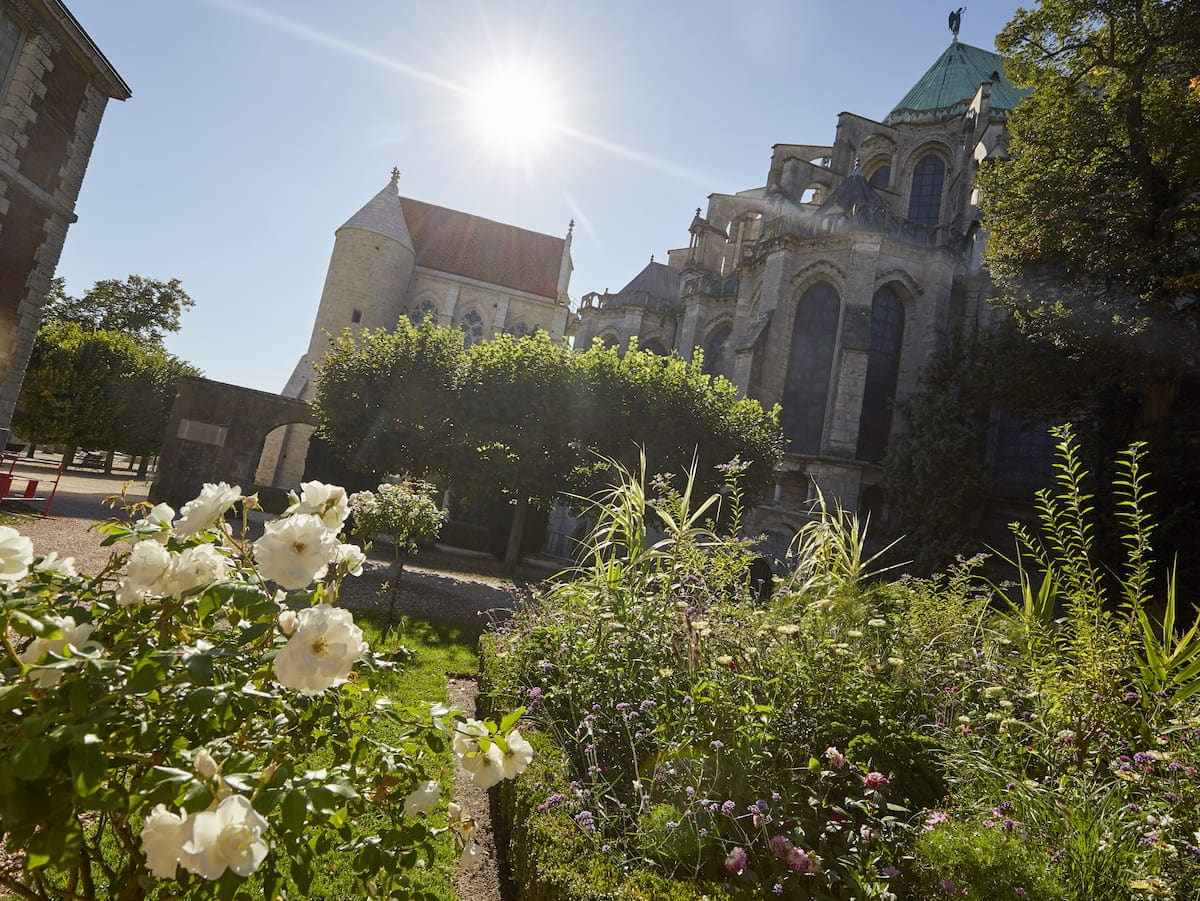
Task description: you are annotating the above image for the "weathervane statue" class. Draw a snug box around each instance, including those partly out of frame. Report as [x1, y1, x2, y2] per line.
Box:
[949, 7, 965, 39]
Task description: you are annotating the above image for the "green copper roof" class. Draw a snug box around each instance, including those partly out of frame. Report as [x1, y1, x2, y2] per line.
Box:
[885, 41, 1026, 125]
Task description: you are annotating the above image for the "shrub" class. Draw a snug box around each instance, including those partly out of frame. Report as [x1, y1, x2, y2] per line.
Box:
[0, 481, 525, 899]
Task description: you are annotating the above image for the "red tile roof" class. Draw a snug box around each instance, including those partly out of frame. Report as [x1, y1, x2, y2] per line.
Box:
[399, 197, 565, 300]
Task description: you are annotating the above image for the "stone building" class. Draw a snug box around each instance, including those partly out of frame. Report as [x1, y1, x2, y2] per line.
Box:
[575, 35, 1029, 557]
[261, 170, 574, 486]
[0, 0, 129, 447]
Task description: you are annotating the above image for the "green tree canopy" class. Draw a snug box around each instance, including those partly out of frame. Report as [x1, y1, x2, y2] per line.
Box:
[312, 324, 784, 568]
[977, 0, 1200, 374]
[575, 338, 782, 503]
[313, 320, 468, 482]
[13, 321, 200, 464]
[43, 275, 195, 344]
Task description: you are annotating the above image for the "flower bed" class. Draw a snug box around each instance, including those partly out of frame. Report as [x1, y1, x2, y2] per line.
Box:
[481, 438, 1200, 900]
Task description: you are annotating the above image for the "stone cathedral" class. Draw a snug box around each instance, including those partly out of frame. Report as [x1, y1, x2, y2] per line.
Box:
[574, 33, 1028, 557]
[274, 28, 1038, 560]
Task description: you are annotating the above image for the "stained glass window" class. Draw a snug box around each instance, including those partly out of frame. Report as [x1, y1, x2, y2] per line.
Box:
[460, 310, 484, 346]
[907, 154, 944, 226]
[781, 282, 840, 455]
[856, 286, 905, 463]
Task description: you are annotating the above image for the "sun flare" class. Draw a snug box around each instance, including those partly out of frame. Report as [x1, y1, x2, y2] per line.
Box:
[469, 66, 560, 152]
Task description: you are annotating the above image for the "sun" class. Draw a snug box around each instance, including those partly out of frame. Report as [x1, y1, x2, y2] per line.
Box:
[468, 65, 560, 152]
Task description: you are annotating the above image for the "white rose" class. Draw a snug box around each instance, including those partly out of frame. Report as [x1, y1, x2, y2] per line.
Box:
[254, 514, 338, 590]
[403, 780, 441, 816]
[117, 581, 150, 608]
[135, 502, 176, 542]
[162, 544, 229, 598]
[34, 552, 76, 578]
[194, 749, 220, 779]
[274, 605, 366, 695]
[461, 741, 505, 789]
[20, 616, 103, 687]
[500, 729, 534, 780]
[140, 804, 187, 879]
[333, 543, 366, 577]
[460, 840, 484, 866]
[277, 609, 299, 636]
[0, 525, 34, 582]
[452, 719, 489, 757]
[180, 795, 269, 880]
[175, 483, 243, 536]
[286, 481, 350, 530]
[127, 540, 172, 589]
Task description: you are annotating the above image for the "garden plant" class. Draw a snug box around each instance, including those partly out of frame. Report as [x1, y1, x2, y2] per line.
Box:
[0, 479, 530, 899]
[483, 427, 1199, 899]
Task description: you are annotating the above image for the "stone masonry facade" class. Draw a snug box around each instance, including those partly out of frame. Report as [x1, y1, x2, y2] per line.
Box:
[0, 0, 129, 447]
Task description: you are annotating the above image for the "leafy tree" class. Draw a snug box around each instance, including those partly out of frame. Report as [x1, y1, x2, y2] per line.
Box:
[575, 338, 783, 504]
[977, 0, 1200, 376]
[42, 275, 195, 344]
[13, 321, 200, 471]
[312, 320, 467, 482]
[456, 333, 582, 570]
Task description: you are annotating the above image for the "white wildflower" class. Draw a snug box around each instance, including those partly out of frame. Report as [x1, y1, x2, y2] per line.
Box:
[274, 605, 366, 695]
[286, 481, 350, 530]
[0, 525, 34, 582]
[179, 795, 269, 880]
[254, 514, 338, 590]
[175, 483, 243, 536]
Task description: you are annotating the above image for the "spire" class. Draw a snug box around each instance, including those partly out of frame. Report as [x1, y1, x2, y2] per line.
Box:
[567, 218, 575, 236]
[339, 171, 414, 250]
[949, 7, 964, 41]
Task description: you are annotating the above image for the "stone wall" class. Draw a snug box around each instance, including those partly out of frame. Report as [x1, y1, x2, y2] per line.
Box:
[0, 1, 127, 446]
[151, 377, 313, 509]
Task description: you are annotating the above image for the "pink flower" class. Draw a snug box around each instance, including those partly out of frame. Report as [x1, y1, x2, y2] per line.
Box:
[863, 771, 889, 788]
[825, 746, 847, 768]
[924, 811, 951, 830]
[785, 846, 809, 872]
[724, 846, 748, 876]
[769, 835, 792, 858]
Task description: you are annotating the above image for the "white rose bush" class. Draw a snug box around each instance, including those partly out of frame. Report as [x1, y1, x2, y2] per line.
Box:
[0, 480, 530, 899]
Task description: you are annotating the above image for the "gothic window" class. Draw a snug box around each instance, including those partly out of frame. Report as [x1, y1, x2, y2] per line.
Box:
[409, 297, 436, 325]
[781, 282, 840, 455]
[856, 286, 905, 463]
[868, 164, 891, 189]
[350, 309, 362, 324]
[506, 321, 529, 338]
[907, 154, 945, 226]
[0, 11, 22, 92]
[641, 339, 669, 356]
[459, 309, 484, 347]
[702, 323, 732, 375]
[599, 333, 620, 349]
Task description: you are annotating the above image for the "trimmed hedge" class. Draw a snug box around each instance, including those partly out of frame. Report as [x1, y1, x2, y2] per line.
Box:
[481, 639, 725, 900]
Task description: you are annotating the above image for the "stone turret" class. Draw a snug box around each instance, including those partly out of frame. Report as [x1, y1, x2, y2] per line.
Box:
[295, 169, 417, 397]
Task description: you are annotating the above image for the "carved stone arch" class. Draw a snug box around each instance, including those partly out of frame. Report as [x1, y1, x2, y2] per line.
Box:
[863, 153, 894, 189]
[597, 331, 621, 349]
[899, 139, 954, 171]
[873, 268, 923, 300]
[790, 261, 846, 297]
[700, 317, 734, 375]
[901, 141, 953, 227]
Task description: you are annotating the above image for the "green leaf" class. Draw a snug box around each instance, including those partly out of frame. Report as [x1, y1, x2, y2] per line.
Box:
[11, 737, 50, 780]
[69, 737, 107, 797]
[498, 706, 526, 733]
[280, 788, 308, 832]
[184, 651, 214, 685]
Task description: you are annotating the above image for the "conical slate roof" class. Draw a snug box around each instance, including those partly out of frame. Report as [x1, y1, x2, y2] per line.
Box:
[816, 168, 890, 217]
[885, 41, 1026, 125]
[339, 173, 414, 250]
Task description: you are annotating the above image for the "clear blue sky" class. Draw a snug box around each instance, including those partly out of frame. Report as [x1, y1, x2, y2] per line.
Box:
[58, 0, 1023, 392]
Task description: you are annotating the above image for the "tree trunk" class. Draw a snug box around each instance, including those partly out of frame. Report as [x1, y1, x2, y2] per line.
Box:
[136, 455, 150, 480]
[25, 444, 34, 458]
[61, 445, 76, 472]
[103, 449, 115, 474]
[504, 497, 529, 573]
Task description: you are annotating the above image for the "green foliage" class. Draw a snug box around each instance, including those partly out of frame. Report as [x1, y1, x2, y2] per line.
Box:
[913, 821, 1069, 900]
[314, 320, 467, 482]
[13, 320, 200, 455]
[978, 0, 1200, 372]
[44, 275, 195, 345]
[575, 338, 782, 503]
